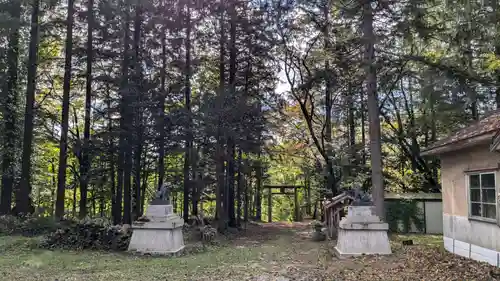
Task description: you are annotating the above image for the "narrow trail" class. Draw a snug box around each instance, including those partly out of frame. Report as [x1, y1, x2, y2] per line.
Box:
[222, 221, 498, 281]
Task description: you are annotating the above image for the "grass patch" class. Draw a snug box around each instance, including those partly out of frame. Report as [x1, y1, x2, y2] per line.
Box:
[391, 234, 443, 247]
[0, 236, 264, 281]
[0, 226, 495, 281]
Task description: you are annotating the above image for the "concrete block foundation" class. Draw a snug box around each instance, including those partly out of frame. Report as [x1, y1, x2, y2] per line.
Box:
[334, 206, 392, 257]
[128, 204, 185, 255]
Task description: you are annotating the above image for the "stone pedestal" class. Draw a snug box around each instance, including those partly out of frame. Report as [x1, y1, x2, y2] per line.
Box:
[334, 205, 391, 258]
[128, 204, 185, 255]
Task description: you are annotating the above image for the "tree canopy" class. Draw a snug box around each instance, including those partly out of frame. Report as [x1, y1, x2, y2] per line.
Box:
[0, 0, 497, 224]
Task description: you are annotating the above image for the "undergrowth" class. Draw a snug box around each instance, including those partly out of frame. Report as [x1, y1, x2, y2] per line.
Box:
[39, 217, 131, 251]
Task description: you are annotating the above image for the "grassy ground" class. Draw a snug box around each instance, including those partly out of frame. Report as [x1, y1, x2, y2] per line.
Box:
[0, 222, 498, 281]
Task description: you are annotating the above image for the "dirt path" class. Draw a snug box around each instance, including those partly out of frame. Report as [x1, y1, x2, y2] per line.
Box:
[223, 221, 499, 281]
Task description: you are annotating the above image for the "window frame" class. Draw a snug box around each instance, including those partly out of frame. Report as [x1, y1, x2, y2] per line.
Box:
[467, 171, 497, 222]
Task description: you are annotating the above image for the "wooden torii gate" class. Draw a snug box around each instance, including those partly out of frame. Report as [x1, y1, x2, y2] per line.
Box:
[263, 185, 302, 222]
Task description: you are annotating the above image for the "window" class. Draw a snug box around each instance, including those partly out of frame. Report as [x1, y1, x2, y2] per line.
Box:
[469, 173, 496, 220]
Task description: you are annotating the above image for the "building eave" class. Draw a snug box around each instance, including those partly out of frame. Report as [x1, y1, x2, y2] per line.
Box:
[420, 133, 495, 157]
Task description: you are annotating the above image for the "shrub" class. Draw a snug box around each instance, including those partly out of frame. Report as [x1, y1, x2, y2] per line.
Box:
[0, 215, 20, 235]
[0, 215, 61, 236]
[200, 225, 217, 243]
[386, 200, 425, 233]
[40, 217, 131, 251]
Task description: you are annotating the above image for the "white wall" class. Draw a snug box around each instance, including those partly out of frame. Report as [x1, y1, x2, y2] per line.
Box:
[425, 201, 443, 234]
[443, 214, 500, 266]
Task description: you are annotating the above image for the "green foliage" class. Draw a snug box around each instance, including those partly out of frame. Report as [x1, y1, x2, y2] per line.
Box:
[386, 200, 425, 233]
[483, 53, 500, 71]
[0, 215, 61, 237]
[40, 218, 131, 251]
[5, 0, 500, 229]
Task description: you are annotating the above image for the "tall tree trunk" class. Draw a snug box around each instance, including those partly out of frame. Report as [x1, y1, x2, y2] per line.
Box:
[16, 0, 40, 215]
[216, 0, 226, 230]
[50, 160, 56, 215]
[191, 146, 199, 216]
[0, 0, 21, 214]
[236, 149, 242, 226]
[71, 110, 81, 217]
[226, 0, 237, 226]
[493, 0, 500, 109]
[157, 23, 167, 190]
[347, 83, 356, 167]
[132, 115, 142, 221]
[249, 171, 255, 217]
[323, 0, 335, 195]
[243, 159, 249, 222]
[255, 158, 262, 221]
[465, 0, 477, 120]
[242, 23, 252, 223]
[72, 181, 77, 217]
[55, 0, 76, 219]
[106, 86, 119, 224]
[122, 78, 133, 219]
[140, 152, 148, 216]
[306, 175, 311, 216]
[109, 163, 116, 218]
[119, 0, 132, 225]
[132, 3, 143, 221]
[79, 0, 94, 219]
[99, 179, 105, 217]
[90, 189, 96, 216]
[429, 73, 438, 182]
[360, 89, 366, 165]
[362, 0, 384, 219]
[182, 0, 192, 222]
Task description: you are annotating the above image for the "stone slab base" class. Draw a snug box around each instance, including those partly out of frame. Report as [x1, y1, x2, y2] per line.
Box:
[128, 227, 185, 254]
[334, 228, 392, 257]
[333, 246, 361, 259]
[334, 206, 391, 257]
[128, 204, 185, 255]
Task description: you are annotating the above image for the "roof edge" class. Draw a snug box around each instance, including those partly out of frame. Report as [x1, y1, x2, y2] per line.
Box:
[421, 132, 495, 157]
[490, 130, 500, 152]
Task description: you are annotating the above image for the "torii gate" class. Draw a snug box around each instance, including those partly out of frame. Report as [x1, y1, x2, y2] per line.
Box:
[263, 185, 302, 222]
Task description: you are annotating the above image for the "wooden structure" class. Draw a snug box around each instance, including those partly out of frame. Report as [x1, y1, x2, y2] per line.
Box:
[263, 185, 301, 222]
[323, 192, 353, 238]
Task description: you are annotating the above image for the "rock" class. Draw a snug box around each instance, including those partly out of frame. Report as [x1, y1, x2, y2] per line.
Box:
[311, 231, 326, 242]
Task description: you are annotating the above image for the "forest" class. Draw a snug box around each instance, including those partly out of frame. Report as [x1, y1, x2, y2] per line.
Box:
[0, 0, 498, 229]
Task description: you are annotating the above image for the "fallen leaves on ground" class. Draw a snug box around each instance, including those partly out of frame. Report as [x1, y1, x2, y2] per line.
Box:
[326, 246, 497, 281]
[1, 222, 499, 281]
[235, 222, 499, 281]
